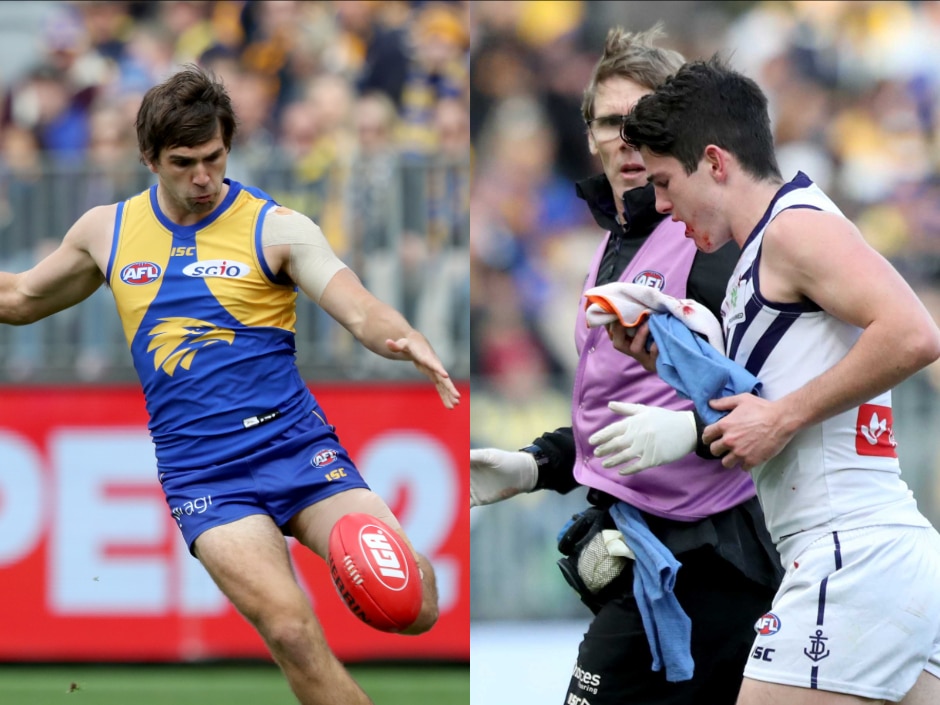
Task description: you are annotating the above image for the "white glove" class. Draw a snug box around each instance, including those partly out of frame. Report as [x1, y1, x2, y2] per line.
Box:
[470, 448, 538, 507]
[588, 402, 697, 475]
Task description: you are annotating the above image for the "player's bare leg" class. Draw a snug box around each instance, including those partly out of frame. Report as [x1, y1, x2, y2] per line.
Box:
[737, 668, 940, 704]
[738, 677, 885, 704]
[194, 515, 373, 705]
[288, 487, 440, 633]
[399, 550, 439, 635]
[901, 670, 940, 704]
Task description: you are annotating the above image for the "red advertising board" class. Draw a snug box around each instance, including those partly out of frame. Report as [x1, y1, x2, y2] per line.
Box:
[0, 382, 469, 663]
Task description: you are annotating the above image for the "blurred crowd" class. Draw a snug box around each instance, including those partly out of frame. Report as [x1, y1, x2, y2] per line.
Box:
[0, 0, 470, 382]
[469, 0, 940, 605]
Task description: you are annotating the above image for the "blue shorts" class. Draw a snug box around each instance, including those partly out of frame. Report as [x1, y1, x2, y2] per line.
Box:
[159, 410, 370, 554]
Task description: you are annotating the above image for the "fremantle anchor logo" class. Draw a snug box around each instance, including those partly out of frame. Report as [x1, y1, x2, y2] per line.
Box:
[803, 629, 830, 662]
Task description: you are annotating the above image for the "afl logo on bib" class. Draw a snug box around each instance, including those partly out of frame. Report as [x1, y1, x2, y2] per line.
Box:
[183, 260, 250, 278]
[120, 261, 162, 285]
[632, 270, 664, 289]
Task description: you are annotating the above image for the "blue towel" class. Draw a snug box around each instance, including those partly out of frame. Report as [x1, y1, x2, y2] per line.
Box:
[609, 501, 694, 682]
[648, 313, 762, 425]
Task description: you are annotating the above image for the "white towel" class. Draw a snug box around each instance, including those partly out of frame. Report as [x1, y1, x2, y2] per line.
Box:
[584, 282, 725, 353]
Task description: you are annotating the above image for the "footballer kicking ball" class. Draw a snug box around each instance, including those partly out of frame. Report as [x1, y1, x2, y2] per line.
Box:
[328, 513, 423, 633]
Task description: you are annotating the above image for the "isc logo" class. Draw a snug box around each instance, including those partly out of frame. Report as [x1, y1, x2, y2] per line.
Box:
[360, 530, 408, 588]
[751, 646, 775, 662]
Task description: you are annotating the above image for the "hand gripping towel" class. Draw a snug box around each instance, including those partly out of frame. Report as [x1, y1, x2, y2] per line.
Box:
[584, 282, 761, 424]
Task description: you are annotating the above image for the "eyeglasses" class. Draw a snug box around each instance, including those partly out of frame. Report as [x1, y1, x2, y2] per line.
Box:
[586, 114, 629, 143]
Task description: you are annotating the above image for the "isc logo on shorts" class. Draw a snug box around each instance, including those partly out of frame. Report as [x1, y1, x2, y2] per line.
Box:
[755, 612, 781, 635]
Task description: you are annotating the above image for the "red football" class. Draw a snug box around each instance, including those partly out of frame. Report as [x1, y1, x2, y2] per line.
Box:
[328, 512, 423, 633]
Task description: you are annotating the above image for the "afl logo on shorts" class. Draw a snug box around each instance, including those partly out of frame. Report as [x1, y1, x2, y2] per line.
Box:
[632, 270, 665, 289]
[312, 449, 339, 467]
[120, 261, 162, 285]
[755, 612, 781, 635]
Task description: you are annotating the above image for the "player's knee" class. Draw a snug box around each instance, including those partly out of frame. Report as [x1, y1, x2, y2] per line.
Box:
[259, 610, 319, 661]
[402, 609, 437, 635]
[410, 601, 439, 634]
[401, 555, 439, 635]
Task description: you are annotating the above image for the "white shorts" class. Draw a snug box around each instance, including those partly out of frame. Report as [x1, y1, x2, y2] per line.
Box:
[743, 524, 940, 700]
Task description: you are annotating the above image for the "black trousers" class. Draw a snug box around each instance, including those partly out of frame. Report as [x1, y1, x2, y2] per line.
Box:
[563, 546, 775, 705]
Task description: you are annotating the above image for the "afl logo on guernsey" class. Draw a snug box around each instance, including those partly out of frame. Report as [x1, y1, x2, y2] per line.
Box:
[183, 260, 250, 278]
[632, 270, 665, 289]
[120, 261, 162, 285]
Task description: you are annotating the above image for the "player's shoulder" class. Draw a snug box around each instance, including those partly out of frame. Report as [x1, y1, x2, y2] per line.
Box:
[261, 205, 326, 247]
[766, 206, 856, 250]
[264, 205, 316, 225]
[760, 208, 861, 285]
[772, 205, 849, 228]
[236, 181, 314, 229]
[67, 203, 119, 243]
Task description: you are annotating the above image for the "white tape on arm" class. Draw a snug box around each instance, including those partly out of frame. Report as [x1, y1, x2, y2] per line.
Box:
[261, 207, 348, 303]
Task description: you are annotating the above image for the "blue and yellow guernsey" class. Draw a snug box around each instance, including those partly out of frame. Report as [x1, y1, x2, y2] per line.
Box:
[106, 179, 316, 470]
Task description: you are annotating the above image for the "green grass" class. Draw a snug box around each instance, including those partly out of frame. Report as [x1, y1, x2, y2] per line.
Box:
[0, 662, 469, 705]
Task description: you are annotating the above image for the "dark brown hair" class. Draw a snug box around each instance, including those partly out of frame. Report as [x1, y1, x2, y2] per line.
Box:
[622, 55, 781, 180]
[135, 63, 238, 165]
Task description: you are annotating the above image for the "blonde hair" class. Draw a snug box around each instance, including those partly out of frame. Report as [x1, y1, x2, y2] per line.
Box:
[581, 23, 685, 122]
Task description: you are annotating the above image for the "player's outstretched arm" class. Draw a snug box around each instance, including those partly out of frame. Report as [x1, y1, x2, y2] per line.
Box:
[262, 207, 461, 408]
[0, 207, 108, 325]
[320, 268, 460, 409]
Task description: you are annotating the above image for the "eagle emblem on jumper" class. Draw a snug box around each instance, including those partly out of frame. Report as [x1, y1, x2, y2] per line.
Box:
[147, 317, 235, 375]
